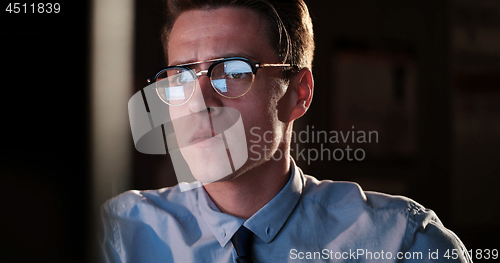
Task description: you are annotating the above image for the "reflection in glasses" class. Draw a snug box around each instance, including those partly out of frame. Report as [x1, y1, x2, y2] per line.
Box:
[147, 57, 298, 106]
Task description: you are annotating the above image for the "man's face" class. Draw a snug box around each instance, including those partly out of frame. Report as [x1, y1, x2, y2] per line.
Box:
[167, 7, 289, 183]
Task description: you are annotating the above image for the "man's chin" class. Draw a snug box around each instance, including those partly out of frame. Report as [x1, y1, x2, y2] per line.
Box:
[189, 158, 256, 185]
[204, 158, 272, 186]
[189, 165, 232, 184]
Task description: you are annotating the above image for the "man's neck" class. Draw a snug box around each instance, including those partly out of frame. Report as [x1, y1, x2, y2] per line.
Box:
[203, 157, 291, 219]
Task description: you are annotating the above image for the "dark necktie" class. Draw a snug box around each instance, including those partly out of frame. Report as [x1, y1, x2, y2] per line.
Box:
[231, 226, 254, 263]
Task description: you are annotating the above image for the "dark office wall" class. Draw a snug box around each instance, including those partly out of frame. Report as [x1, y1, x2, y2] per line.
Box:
[1, 2, 90, 263]
[307, 0, 452, 205]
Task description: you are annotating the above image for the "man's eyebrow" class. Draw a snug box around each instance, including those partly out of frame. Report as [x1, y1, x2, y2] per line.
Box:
[168, 59, 187, 67]
[220, 52, 258, 61]
[168, 53, 259, 67]
[168, 58, 194, 67]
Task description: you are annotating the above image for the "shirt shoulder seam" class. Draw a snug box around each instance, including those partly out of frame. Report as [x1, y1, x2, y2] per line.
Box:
[300, 194, 421, 215]
[105, 190, 148, 213]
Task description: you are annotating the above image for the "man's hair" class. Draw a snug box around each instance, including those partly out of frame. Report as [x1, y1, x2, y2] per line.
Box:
[162, 0, 315, 70]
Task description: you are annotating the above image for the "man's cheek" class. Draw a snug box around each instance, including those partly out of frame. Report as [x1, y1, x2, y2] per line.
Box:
[249, 144, 262, 161]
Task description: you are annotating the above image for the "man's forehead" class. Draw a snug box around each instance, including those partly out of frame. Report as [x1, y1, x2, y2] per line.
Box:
[170, 8, 264, 39]
[167, 7, 276, 65]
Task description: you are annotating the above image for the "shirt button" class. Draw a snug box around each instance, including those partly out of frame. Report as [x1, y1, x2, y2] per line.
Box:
[223, 232, 226, 237]
[266, 226, 270, 235]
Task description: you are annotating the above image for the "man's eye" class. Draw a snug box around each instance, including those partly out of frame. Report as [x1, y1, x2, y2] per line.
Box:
[175, 75, 185, 83]
[172, 73, 189, 84]
[231, 72, 243, 79]
[228, 72, 249, 79]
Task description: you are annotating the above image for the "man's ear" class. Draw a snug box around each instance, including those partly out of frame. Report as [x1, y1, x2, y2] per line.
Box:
[281, 67, 313, 122]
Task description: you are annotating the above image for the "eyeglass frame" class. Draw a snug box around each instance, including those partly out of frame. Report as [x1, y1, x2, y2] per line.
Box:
[147, 57, 298, 106]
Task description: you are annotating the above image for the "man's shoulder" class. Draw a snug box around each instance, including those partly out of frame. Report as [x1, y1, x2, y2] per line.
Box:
[103, 190, 145, 213]
[301, 174, 425, 215]
[101, 183, 198, 216]
[298, 175, 471, 262]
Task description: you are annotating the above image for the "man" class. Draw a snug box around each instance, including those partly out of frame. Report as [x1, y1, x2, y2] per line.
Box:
[101, 0, 471, 262]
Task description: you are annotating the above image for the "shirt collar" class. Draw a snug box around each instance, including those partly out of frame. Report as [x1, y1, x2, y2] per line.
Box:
[196, 159, 304, 247]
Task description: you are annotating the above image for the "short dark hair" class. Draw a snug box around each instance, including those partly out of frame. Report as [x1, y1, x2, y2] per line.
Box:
[161, 0, 315, 69]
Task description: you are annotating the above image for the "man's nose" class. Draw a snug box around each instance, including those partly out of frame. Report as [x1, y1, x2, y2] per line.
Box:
[188, 72, 223, 116]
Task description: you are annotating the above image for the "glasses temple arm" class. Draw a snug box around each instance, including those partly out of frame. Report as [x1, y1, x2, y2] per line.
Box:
[257, 63, 299, 71]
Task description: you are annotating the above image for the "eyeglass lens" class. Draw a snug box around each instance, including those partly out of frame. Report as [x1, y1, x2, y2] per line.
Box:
[155, 60, 254, 105]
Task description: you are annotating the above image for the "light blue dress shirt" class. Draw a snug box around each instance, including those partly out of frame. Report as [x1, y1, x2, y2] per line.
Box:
[100, 161, 472, 262]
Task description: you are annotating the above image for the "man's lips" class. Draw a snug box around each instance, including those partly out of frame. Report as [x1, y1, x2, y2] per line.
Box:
[188, 128, 216, 145]
[170, 107, 240, 149]
[190, 134, 212, 144]
[188, 134, 226, 148]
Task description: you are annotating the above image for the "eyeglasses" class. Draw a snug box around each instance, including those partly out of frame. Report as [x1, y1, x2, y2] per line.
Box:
[147, 57, 297, 106]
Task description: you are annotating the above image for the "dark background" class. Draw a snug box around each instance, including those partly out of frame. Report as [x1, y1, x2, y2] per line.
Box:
[1, 1, 90, 262]
[1, 0, 499, 262]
